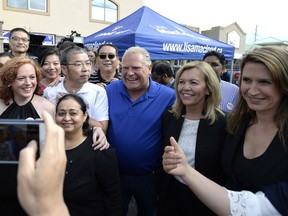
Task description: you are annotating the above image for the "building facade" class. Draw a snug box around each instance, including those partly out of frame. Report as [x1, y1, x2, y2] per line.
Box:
[201, 22, 246, 59]
[0, 0, 144, 51]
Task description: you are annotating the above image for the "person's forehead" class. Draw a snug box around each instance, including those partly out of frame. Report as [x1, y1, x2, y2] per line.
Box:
[17, 63, 35, 74]
[11, 31, 29, 38]
[68, 53, 89, 61]
[58, 99, 81, 108]
[87, 51, 95, 56]
[98, 46, 116, 54]
[44, 54, 60, 61]
[123, 53, 144, 63]
[204, 55, 220, 62]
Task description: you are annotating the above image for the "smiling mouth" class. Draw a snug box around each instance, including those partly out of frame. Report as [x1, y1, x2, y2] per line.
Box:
[126, 77, 138, 81]
[248, 96, 264, 100]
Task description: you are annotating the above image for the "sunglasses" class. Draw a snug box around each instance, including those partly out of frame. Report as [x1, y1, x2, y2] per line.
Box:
[99, 54, 116, 60]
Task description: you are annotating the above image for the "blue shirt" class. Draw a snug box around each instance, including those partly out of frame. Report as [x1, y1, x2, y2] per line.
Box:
[220, 80, 239, 112]
[105, 78, 176, 174]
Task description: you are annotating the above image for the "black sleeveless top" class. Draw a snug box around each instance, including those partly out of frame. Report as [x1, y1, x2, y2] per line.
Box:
[0, 95, 40, 119]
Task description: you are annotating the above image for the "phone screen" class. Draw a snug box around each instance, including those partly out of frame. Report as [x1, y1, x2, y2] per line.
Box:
[0, 120, 45, 163]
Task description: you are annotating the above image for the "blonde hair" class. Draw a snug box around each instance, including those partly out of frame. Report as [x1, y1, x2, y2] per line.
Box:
[171, 61, 224, 124]
[122, 46, 152, 67]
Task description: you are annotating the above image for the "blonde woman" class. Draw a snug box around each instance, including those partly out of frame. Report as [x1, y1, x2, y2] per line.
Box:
[158, 61, 226, 216]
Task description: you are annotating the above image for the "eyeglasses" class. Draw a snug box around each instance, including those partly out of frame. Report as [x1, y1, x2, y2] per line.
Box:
[65, 61, 92, 69]
[99, 54, 116, 60]
[10, 36, 30, 43]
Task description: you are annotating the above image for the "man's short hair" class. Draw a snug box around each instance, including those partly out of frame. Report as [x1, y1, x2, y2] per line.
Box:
[9, 27, 30, 38]
[97, 43, 119, 56]
[152, 61, 174, 78]
[203, 51, 226, 65]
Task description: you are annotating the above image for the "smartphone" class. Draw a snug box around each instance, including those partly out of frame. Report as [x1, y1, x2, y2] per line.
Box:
[0, 119, 45, 164]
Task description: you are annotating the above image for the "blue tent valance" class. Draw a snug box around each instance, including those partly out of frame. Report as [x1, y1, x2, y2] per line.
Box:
[84, 6, 235, 60]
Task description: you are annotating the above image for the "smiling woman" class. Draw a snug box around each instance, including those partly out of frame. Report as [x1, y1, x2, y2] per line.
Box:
[0, 57, 55, 120]
[0, 57, 56, 215]
[55, 94, 121, 215]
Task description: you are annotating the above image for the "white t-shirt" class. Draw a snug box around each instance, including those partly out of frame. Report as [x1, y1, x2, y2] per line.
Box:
[43, 81, 109, 121]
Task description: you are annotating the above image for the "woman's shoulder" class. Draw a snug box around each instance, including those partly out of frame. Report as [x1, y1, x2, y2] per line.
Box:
[32, 95, 55, 117]
[0, 99, 9, 116]
[84, 135, 116, 155]
[33, 95, 55, 106]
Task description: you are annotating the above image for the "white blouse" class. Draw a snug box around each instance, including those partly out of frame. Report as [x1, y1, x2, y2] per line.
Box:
[227, 189, 281, 216]
[175, 118, 199, 184]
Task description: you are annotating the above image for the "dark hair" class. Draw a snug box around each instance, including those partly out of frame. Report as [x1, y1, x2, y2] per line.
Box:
[152, 61, 174, 78]
[57, 41, 77, 54]
[203, 51, 226, 65]
[9, 27, 30, 39]
[97, 43, 119, 56]
[56, 94, 91, 136]
[38, 47, 60, 66]
[56, 37, 74, 48]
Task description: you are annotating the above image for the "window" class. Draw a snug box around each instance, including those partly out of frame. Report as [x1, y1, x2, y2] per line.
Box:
[91, 0, 117, 22]
[6, 0, 47, 12]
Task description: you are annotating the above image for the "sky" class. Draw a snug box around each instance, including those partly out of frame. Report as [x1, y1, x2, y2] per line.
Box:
[143, 0, 287, 44]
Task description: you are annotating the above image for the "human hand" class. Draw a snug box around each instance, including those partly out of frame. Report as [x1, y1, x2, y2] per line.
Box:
[17, 111, 69, 216]
[56, 92, 66, 103]
[110, 78, 119, 82]
[92, 127, 110, 151]
[96, 82, 107, 88]
[162, 137, 189, 177]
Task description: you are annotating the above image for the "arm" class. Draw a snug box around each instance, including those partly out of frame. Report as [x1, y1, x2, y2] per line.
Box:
[163, 137, 281, 216]
[89, 118, 108, 134]
[90, 87, 109, 133]
[17, 111, 69, 216]
[91, 126, 110, 150]
[162, 137, 230, 216]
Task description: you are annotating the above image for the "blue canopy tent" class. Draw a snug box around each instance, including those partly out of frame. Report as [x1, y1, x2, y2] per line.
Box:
[84, 6, 235, 60]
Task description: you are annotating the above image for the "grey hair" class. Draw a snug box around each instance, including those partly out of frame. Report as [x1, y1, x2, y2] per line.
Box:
[60, 46, 87, 65]
[123, 46, 151, 66]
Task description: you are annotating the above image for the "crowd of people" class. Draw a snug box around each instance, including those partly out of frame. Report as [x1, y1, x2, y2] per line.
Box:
[0, 27, 287, 216]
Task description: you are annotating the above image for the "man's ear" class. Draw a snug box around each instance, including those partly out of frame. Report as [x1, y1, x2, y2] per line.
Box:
[61, 65, 67, 76]
[83, 112, 88, 122]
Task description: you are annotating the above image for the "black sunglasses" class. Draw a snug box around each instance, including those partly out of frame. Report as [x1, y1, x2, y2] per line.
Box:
[99, 54, 116, 60]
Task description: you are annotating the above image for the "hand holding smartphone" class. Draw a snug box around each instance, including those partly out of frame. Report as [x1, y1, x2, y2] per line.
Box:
[0, 119, 45, 163]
